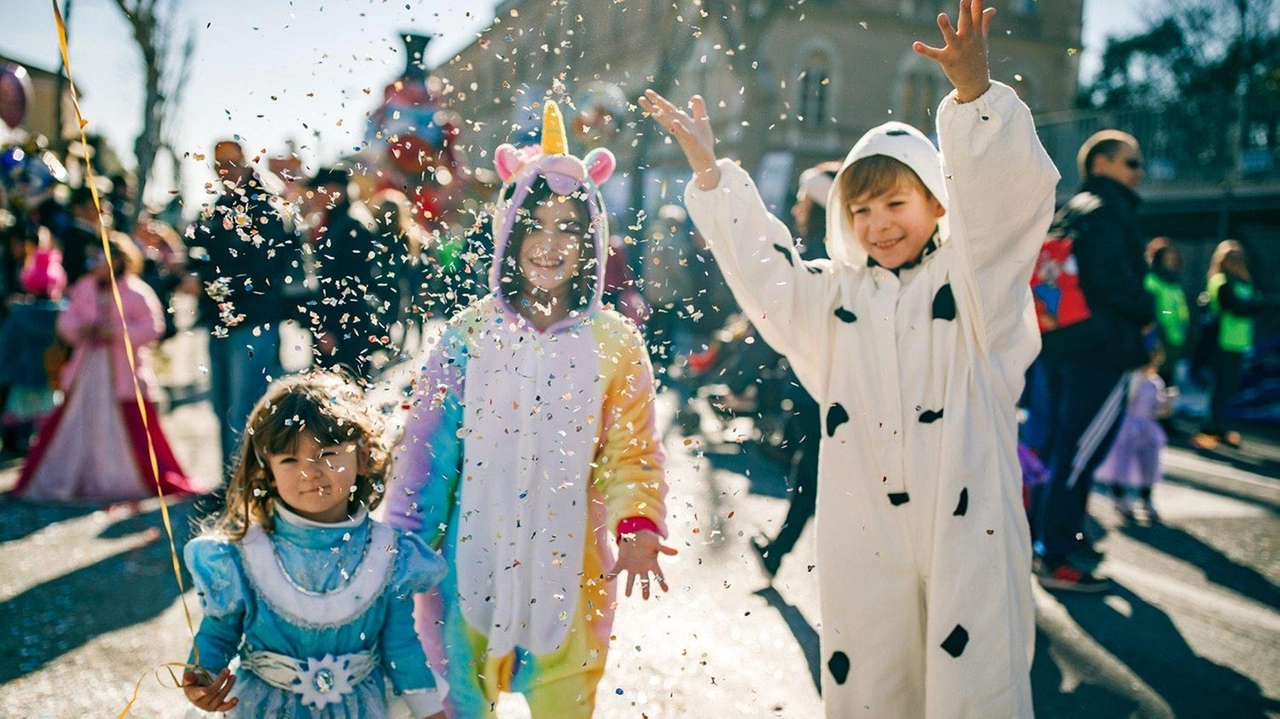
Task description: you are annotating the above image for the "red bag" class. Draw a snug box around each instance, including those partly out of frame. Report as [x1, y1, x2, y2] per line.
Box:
[1031, 237, 1091, 332]
[1030, 194, 1100, 334]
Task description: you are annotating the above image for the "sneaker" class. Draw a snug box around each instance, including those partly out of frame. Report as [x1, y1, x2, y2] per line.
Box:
[1116, 498, 1137, 521]
[750, 536, 781, 579]
[1191, 432, 1221, 450]
[1036, 562, 1112, 593]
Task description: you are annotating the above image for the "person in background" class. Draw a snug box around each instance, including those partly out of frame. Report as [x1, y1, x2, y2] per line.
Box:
[1096, 344, 1171, 522]
[1033, 129, 1154, 592]
[368, 188, 431, 354]
[640, 204, 697, 369]
[1144, 238, 1190, 393]
[188, 139, 298, 472]
[1192, 240, 1276, 450]
[302, 166, 384, 379]
[751, 162, 837, 578]
[0, 243, 66, 453]
[10, 233, 198, 501]
[59, 185, 107, 286]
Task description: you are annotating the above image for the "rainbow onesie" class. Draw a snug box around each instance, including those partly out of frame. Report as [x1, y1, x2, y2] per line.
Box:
[385, 102, 668, 718]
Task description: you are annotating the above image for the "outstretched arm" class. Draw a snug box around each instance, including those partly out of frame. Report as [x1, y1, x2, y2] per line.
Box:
[917, 0, 1059, 356]
[383, 329, 468, 546]
[641, 90, 841, 399]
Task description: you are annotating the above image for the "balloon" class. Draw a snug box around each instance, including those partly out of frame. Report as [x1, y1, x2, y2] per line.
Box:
[0, 64, 32, 129]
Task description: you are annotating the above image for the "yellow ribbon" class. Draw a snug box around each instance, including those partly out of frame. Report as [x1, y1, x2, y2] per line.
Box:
[50, 3, 201, 716]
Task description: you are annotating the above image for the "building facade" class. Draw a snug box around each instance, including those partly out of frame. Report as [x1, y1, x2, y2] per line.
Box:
[433, 0, 1083, 220]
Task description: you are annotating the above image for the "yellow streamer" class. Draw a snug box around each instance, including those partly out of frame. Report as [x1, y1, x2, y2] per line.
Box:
[51, 3, 202, 716]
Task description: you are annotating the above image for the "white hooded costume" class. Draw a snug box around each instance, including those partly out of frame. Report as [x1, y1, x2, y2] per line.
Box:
[684, 82, 1058, 718]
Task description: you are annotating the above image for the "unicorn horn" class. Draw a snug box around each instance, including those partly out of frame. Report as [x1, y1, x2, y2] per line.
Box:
[541, 100, 568, 155]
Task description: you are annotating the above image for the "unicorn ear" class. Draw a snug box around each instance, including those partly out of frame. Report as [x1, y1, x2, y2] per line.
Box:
[494, 144, 522, 183]
[584, 148, 616, 186]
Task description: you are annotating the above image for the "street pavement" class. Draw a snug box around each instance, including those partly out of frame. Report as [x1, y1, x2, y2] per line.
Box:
[0, 326, 1276, 718]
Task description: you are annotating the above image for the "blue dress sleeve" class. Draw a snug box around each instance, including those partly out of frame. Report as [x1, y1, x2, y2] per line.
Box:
[184, 536, 247, 673]
[389, 528, 449, 596]
[379, 528, 446, 699]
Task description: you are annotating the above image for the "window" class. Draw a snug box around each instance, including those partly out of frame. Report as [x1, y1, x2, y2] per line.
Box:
[797, 49, 833, 126]
[900, 69, 943, 131]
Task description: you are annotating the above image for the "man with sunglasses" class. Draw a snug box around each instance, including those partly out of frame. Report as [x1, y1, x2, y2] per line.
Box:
[1033, 130, 1156, 593]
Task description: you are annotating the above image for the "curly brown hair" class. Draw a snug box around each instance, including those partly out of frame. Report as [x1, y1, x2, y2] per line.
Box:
[199, 370, 390, 541]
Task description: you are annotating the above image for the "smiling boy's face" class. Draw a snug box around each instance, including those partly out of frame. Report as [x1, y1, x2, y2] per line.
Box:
[846, 181, 945, 270]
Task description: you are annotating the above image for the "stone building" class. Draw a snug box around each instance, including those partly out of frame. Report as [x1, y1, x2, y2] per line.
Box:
[433, 0, 1084, 222]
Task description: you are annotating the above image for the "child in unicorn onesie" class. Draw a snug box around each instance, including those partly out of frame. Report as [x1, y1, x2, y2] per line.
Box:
[643, 1, 1056, 716]
[386, 101, 674, 718]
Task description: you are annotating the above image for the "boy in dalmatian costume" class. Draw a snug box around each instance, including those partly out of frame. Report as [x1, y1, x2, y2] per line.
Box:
[642, 1, 1057, 716]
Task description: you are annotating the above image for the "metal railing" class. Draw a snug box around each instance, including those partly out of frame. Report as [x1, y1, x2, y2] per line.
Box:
[1035, 90, 1279, 200]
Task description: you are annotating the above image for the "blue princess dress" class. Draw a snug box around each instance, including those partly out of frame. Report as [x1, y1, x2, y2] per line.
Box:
[185, 505, 447, 718]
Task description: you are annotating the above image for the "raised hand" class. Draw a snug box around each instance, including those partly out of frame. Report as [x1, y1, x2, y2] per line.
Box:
[639, 90, 721, 191]
[183, 667, 238, 712]
[607, 529, 678, 600]
[912, 0, 996, 103]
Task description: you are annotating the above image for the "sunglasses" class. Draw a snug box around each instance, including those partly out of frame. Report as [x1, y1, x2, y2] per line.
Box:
[1125, 158, 1144, 169]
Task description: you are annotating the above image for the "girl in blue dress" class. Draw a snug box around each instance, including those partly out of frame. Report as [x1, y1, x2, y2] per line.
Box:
[182, 371, 447, 718]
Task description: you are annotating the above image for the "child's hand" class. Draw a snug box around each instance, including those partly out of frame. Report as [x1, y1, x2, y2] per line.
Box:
[608, 529, 678, 600]
[912, 0, 995, 103]
[639, 90, 721, 191]
[182, 667, 238, 712]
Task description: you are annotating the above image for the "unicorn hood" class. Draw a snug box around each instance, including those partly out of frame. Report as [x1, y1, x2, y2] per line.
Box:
[825, 121, 950, 267]
[489, 100, 617, 330]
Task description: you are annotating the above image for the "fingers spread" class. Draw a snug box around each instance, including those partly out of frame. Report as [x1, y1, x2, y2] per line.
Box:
[956, 0, 973, 35]
[690, 95, 709, 123]
[912, 41, 944, 60]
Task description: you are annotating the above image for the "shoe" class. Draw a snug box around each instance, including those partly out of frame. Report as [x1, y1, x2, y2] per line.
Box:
[1144, 503, 1161, 523]
[750, 536, 781, 578]
[1223, 431, 1243, 448]
[1036, 561, 1112, 593]
[1191, 432, 1221, 450]
[1116, 498, 1136, 521]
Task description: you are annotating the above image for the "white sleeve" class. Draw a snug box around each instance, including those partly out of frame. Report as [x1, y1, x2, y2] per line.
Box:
[684, 160, 841, 399]
[936, 81, 1060, 353]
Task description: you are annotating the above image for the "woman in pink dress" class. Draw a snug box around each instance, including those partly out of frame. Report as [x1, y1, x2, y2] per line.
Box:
[10, 232, 198, 502]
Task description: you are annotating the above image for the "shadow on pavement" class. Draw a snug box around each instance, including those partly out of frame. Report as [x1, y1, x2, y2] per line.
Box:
[701, 443, 790, 500]
[1031, 625, 1143, 718]
[1120, 518, 1280, 610]
[0, 501, 196, 683]
[1054, 581, 1272, 718]
[0, 496, 101, 544]
[753, 586, 821, 694]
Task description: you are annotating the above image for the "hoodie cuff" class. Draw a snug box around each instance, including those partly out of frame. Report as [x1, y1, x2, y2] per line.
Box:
[616, 516, 662, 540]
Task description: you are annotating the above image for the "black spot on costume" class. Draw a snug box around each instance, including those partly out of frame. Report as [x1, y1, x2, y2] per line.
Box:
[932, 283, 957, 321]
[826, 403, 849, 437]
[828, 651, 851, 684]
[941, 625, 970, 658]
